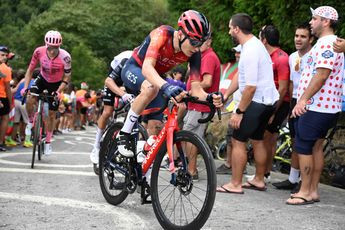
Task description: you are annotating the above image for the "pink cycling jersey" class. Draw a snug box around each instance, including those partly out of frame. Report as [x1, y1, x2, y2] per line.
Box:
[28, 46, 72, 83]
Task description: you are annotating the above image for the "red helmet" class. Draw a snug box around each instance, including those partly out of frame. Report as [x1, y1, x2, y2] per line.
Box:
[178, 10, 211, 41]
[45, 30, 62, 46]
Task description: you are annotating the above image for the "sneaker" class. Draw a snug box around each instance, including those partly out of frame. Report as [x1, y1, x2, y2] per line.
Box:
[272, 179, 298, 190]
[216, 163, 232, 174]
[291, 181, 301, 194]
[5, 137, 17, 147]
[90, 146, 99, 164]
[116, 132, 135, 157]
[23, 140, 33, 148]
[0, 144, 7, 151]
[45, 143, 53, 155]
[246, 174, 271, 183]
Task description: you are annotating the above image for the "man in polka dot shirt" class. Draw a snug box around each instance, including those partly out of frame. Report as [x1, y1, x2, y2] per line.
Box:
[286, 6, 344, 205]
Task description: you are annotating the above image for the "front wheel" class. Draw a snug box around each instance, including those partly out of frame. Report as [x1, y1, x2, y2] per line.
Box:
[31, 114, 41, 169]
[151, 130, 216, 230]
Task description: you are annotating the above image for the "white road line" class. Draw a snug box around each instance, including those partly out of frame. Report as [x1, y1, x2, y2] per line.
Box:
[64, 140, 76, 145]
[0, 152, 92, 168]
[0, 167, 94, 176]
[0, 192, 148, 228]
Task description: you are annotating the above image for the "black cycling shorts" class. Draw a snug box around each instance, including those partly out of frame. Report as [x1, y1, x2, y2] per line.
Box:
[102, 86, 116, 107]
[266, 101, 290, 133]
[288, 98, 297, 138]
[233, 101, 275, 142]
[0, 97, 10, 116]
[30, 75, 60, 111]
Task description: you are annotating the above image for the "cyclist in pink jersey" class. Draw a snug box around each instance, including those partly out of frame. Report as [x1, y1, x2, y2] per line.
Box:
[22, 30, 72, 155]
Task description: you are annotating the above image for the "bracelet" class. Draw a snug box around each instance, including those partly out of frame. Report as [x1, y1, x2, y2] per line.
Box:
[62, 80, 68, 85]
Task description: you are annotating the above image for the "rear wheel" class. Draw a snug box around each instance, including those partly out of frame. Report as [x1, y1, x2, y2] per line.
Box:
[31, 114, 41, 169]
[99, 122, 148, 205]
[151, 130, 216, 230]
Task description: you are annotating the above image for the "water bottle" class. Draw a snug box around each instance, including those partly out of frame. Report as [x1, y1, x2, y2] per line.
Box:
[136, 140, 146, 164]
[144, 135, 157, 152]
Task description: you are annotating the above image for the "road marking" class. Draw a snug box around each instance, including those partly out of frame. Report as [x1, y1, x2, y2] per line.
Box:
[64, 140, 76, 145]
[0, 167, 94, 176]
[0, 192, 148, 228]
[0, 152, 92, 168]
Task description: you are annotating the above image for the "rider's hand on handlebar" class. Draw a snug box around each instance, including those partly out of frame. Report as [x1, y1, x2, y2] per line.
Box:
[20, 88, 28, 97]
[121, 93, 135, 104]
[161, 83, 185, 102]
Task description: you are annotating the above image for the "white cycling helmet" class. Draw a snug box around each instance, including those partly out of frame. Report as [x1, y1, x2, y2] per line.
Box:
[45, 30, 62, 46]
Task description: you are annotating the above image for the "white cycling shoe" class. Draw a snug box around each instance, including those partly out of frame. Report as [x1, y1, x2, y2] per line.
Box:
[45, 143, 53, 155]
[90, 146, 100, 164]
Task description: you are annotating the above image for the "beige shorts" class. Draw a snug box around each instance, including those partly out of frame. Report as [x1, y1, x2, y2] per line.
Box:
[183, 110, 209, 138]
[14, 99, 29, 123]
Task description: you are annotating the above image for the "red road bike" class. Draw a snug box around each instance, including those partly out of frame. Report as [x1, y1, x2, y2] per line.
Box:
[99, 95, 218, 230]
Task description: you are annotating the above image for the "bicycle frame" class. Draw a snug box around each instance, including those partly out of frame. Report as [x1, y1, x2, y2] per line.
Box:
[141, 104, 182, 175]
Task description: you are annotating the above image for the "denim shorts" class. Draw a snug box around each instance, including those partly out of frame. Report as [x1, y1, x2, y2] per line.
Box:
[294, 111, 339, 155]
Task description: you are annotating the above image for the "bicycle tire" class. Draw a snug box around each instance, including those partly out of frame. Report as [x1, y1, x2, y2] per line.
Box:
[324, 145, 345, 173]
[99, 122, 148, 205]
[215, 139, 227, 160]
[31, 114, 41, 169]
[38, 116, 43, 161]
[151, 130, 216, 230]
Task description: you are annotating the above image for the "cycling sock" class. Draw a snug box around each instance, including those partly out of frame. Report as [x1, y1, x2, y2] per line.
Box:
[121, 109, 139, 134]
[94, 127, 104, 149]
[289, 167, 300, 183]
[25, 122, 32, 136]
[46, 131, 53, 143]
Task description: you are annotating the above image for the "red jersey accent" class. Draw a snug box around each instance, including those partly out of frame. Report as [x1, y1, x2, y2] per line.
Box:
[132, 25, 201, 81]
[187, 48, 221, 112]
[271, 48, 290, 102]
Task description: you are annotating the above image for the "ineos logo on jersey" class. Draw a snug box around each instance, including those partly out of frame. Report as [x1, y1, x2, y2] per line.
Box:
[126, 71, 138, 84]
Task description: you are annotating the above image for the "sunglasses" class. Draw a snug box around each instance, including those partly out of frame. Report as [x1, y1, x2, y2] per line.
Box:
[181, 30, 204, 47]
[47, 46, 59, 51]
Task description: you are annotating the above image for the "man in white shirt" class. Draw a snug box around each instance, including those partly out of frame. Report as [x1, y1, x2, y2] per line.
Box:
[217, 13, 279, 194]
[273, 22, 313, 191]
[287, 6, 344, 205]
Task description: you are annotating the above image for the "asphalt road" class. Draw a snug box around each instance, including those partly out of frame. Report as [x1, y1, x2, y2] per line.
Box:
[0, 126, 344, 230]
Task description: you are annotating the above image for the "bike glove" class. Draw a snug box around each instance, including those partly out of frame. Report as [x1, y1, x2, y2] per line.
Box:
[161, 83, 184, 99]
[121, 93, 135, 104]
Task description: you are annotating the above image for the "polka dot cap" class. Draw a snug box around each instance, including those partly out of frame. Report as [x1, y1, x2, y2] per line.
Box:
[310, 6, 338, 20]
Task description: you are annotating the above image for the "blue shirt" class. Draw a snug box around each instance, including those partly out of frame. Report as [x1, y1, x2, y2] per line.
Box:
[14, 80, 34, 101]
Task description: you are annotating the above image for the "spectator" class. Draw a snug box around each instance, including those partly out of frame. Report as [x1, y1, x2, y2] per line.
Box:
[12, 69, 36, 147]
[273, 22, 313, 191]
[183, 37, 221, 180]
[167, 66, 186, 90]
[216, 13, 279, 194]
[0, 45, 13, 151]
[216, 44, 241, 175]
[247, 25, 290, 182]
[286, 6, 344, 205]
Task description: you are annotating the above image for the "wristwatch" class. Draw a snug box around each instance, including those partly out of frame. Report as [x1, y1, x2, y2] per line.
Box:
[235, 108, 245, 114]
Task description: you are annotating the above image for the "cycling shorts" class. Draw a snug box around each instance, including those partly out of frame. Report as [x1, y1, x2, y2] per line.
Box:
[121, 57, 164, 121]
[294, 111, 339, 155]
[102, 86, 116, 107]
[29, 75, 60, 111]
[266, 101, 290, 133]
[233, 101, 275, 142]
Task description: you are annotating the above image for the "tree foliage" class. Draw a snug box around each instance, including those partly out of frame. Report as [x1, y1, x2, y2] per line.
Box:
[1, 0, 345, 88]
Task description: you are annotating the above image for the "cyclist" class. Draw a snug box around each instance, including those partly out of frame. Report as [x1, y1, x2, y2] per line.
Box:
[116, 10, 222, 157]
[22, 30, 72, 155]
[90, 50, 134, 170]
